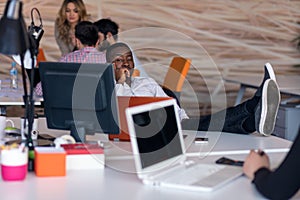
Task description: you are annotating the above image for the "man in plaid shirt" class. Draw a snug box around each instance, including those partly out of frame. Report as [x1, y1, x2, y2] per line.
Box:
[35, 21, 106, 96]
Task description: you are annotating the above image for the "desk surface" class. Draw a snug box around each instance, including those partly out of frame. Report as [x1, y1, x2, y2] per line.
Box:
[100, 130, 291, 174]
[103, 130, 291, 158]
[0, 78, 42, 106]
[224, 75, 300, 106]
[0, 153, 299, 200]
[3, 118, 292, 172]
[224, 75, 300, 96]
[0, 118, 296, 200]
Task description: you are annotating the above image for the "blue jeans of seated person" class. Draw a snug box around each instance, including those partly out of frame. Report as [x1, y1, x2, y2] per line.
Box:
[181, 100, 254, 134]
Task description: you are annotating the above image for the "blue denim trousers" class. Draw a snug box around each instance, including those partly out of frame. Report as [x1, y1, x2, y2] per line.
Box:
[181, 100, 254, 134]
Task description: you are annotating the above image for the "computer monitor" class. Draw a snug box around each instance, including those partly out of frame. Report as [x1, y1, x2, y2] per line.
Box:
[39, 62, 120, 142]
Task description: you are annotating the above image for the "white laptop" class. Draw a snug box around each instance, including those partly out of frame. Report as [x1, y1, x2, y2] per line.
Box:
[125, 99, 243, 192]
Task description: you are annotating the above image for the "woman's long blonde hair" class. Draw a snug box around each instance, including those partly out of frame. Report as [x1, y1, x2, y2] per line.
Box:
[55, 0, 88, 44]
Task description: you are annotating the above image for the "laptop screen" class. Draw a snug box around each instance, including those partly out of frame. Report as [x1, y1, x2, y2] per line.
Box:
[132, 104, 183, 169]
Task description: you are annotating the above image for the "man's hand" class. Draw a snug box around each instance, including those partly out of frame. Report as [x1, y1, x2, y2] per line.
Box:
[114, 64, 130, 84]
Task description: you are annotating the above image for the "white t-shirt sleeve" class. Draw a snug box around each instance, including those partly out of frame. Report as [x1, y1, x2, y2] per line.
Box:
[115, 77, 189, 121]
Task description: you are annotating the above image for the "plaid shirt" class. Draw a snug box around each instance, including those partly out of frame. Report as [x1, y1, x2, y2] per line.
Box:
[35, 47, 106, 96]
[59, 47, 106, 63]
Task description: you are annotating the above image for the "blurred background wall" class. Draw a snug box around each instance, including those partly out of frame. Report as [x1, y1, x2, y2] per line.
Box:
[0, 0, 299, 117]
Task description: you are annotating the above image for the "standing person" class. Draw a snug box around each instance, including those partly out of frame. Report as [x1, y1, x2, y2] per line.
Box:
[35, 21, 105, 96]
[55, 0, 89, 56]
[243, 128, 300, 199]
[106, 42, 281, 136]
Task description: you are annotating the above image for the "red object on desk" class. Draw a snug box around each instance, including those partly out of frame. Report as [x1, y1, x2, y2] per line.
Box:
[61, 143, 104, 170]
[61, 143, 104, 155]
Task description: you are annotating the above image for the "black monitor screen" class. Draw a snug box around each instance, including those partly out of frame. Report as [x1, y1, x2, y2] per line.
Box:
[39, 62, 120, 142]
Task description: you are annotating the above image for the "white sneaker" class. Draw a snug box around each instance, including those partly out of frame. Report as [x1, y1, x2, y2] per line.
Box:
[255, 79, 280, 136]
[264, 62, 276, 81]
[254, 63, 277, 98]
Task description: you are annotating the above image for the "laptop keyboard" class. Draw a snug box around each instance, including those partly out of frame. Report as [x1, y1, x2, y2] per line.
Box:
[155, 163, 226, 185]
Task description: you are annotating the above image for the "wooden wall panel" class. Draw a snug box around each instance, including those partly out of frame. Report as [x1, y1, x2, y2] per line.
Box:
[1, 0, 300, 116]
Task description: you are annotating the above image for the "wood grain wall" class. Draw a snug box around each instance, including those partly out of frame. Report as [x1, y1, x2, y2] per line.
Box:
[1, 0, 300, 116]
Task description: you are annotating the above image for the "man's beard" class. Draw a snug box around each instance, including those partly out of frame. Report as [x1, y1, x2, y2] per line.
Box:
[99, 40, 111, 51]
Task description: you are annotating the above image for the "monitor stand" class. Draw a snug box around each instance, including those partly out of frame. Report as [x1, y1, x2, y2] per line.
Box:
[70, 124, 86, 143]
[68, 121, 93, 143]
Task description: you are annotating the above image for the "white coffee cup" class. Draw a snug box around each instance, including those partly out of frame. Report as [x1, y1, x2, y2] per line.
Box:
[0, 116, 14, 140]
[21, 117, 39, 140]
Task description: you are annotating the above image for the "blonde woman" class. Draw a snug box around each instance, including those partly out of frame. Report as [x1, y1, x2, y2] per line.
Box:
[55, 0, 89, 56]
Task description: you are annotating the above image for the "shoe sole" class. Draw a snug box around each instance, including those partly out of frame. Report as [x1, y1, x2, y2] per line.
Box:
[265, 63, 276, 81]
[258, 79, 280, 136]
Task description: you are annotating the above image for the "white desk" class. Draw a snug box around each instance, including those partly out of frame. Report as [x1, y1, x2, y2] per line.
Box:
[0, 78, 42, 115]
[103, 130, 291, 158]
[0, 118, 296, 200]
[4, 118, 292, 170]
[0, 153, 299, 200]
[224, 75, 300, 105]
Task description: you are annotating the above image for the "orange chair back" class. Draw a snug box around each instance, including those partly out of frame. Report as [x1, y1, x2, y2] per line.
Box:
[37, 48, 46, 65]
[132, 69, 140, 77]
[163, 57, 191, 92]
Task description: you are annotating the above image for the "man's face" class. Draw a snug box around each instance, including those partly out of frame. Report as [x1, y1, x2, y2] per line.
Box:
[110, 46, 135, 81]
[98, 32, 116, 52]
[111, 46, 134, 70]
[98, 32, 109, 51]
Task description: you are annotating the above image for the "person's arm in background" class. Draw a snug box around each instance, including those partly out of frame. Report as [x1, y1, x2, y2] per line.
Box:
[35, 82, 43, 96]
[243, 130, 300, 199]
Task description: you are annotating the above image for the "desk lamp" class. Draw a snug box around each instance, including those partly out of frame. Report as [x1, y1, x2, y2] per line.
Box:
[0, 0, 36, 170]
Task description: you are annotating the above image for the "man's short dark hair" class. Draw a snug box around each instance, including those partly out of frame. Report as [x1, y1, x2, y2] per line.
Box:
[94, 18, 119, 41]
[106, 42, 131, 63]
[75, 21, 99, 46]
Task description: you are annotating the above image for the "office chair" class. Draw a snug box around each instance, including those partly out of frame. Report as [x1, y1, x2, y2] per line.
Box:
[132, 69, 140, 77]
[37, 48, 46, 64]
[161, 57, 191, 107]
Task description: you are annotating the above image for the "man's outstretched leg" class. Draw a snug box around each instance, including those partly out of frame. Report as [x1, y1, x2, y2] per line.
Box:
[182, 63, 281, 135]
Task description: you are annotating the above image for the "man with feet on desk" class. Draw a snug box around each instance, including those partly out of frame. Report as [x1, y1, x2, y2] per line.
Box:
[106, 42, 281, 135]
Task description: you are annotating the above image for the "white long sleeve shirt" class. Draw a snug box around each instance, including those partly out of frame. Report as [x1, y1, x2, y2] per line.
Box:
[115, 76, 189, 121]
